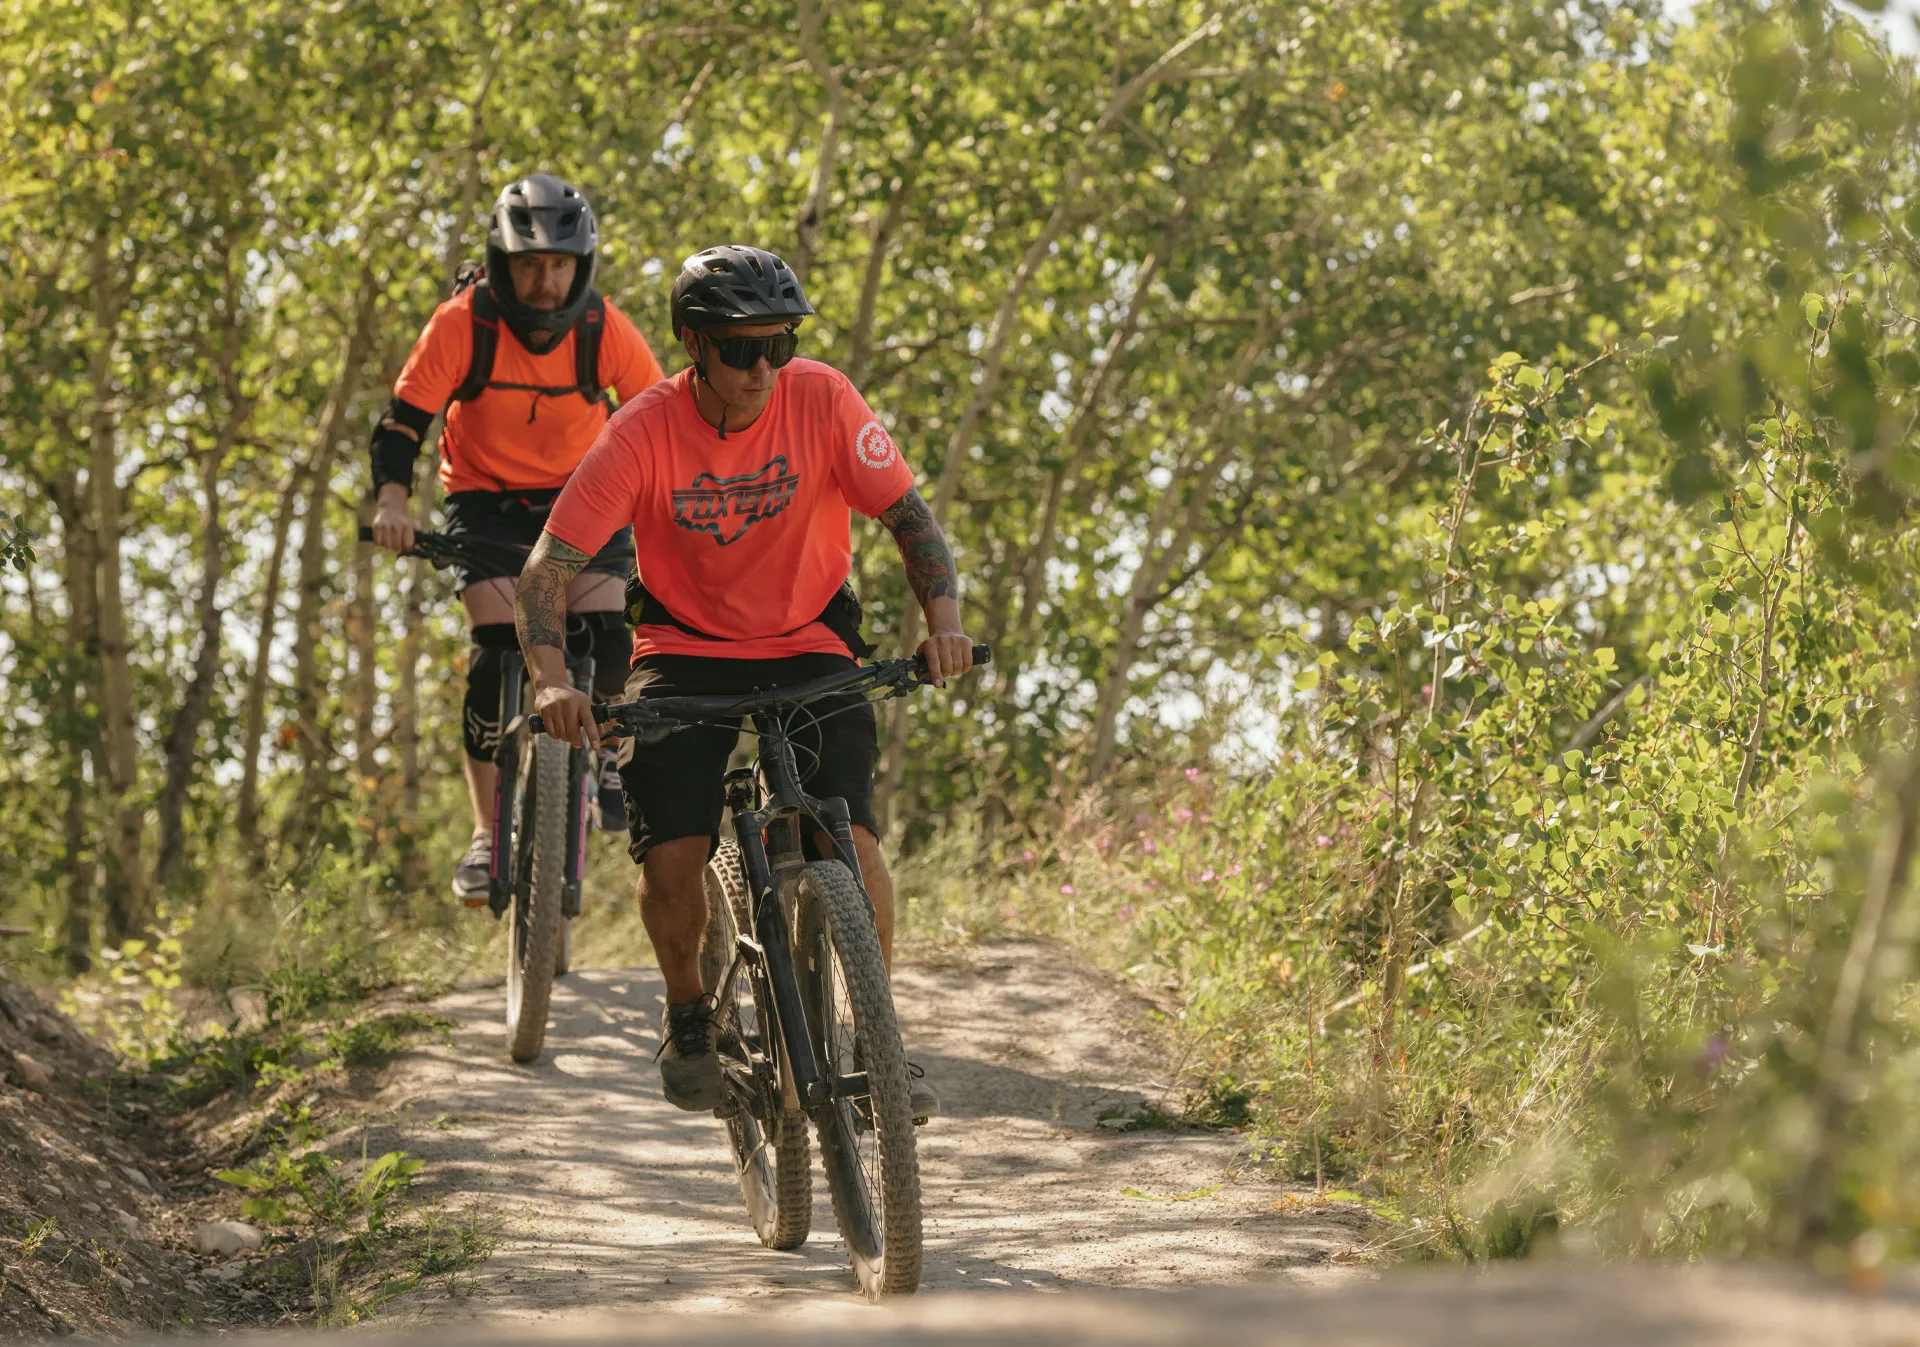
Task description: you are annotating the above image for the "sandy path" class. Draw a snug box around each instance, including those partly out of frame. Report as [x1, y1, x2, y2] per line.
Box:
[364, 940, 1367, 1326]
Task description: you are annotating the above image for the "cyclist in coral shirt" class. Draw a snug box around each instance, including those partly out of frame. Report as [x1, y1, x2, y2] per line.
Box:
[514, 246, 972, 1120]
[366, 174, 664, 900]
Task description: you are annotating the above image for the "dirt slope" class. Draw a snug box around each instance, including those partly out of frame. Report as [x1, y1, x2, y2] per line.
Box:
[361, 940, 1367, 1326]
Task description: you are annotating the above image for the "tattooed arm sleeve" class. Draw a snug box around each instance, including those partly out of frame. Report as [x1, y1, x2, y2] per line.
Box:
[878, 487, 959, 610]
[516, 531, 594, 666]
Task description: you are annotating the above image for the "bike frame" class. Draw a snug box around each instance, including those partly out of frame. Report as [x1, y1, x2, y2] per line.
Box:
[720, 714, 871, 1116]
[488, 626, 596, 920]
[357, 526, 601, 922]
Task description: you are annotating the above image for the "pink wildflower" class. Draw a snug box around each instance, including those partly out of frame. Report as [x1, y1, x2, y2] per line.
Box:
[1172, 807, 1194, 823]
[1117, 904, 1134, 922]
[1185, 767, 1202, 781]
[1142, 838, 1157, 854]
[1199, 868, 1217, 882]
[1060, 883, 1077, 896]
[1021, 849, 1036, 865]
[1315, 835, 1334, 848]
[1227, 864, 1244, 877]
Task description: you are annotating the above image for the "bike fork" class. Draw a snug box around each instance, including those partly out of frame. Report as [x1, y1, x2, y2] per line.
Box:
[487, 650, 527, 918]
[561, 654, 595, 919]
[731, 809, 828, 1111]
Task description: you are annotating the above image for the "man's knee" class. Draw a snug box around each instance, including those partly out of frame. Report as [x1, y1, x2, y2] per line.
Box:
[642, 836, 712, 910]
[463, 624, 520, 761]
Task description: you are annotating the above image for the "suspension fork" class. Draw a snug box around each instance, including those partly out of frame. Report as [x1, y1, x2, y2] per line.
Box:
[732, 806, 827, 1111]
[487, 649, 527, 918]
[561, 653, 595, 919]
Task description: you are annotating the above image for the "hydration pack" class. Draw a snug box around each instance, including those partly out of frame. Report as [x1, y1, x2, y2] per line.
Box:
[446, 260, 606, 414]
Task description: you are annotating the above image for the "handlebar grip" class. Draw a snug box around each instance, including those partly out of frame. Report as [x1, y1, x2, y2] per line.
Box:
[357, 526, 374, 542]
[527, 715, 546, 736]
[972, 643, 992, 666]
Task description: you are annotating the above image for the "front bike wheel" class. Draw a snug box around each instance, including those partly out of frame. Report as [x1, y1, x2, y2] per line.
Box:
[504, 735, 567, 1063]
[796, 860, 921, 1298]
[704, 840, 810, 1249]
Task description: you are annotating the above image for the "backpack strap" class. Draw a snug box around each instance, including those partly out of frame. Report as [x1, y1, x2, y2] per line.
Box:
[573, 293, 606, 405]
[450, 283, 500, 406]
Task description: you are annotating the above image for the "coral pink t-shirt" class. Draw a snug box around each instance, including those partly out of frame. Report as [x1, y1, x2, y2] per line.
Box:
[546, 361, 914, 661]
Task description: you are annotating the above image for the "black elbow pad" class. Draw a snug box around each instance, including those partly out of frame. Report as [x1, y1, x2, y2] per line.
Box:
[370, 397, 435, 493]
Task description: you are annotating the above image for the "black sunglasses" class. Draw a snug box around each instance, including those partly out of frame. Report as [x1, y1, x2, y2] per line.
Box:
[706, 330, 800, 371]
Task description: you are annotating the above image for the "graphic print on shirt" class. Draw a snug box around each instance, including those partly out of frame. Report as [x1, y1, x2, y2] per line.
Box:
[854, 419, 899, 470]
[671, 456, 801, 546]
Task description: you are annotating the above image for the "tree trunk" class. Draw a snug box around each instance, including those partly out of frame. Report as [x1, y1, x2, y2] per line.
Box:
[51, 468, 100, 972]
[84, 228, 149, 942]
[1086, 317, 1272, 782]
[790, 0, 848, 285]
[289, 262, 382, 851]
[395, 467, 440, 889]
[157, 266, 252, 889]
[348, 501, 380, 788]
[845, 173, 913, 387]
[236, 460, 305, 845]
[872, 19, 1218, 826]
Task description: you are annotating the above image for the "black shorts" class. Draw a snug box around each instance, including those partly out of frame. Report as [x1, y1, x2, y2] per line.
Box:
[616, 653, 880, 864]
[442, 488, 634, 590]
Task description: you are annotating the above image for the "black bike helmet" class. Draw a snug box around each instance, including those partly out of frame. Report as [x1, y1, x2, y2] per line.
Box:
[484, 173, 599, 349]
[670, 245, 814, 340]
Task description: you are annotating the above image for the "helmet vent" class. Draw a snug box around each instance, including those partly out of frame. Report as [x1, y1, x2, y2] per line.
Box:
[558, 210, 579, 234]
[510, 207, 535, 237]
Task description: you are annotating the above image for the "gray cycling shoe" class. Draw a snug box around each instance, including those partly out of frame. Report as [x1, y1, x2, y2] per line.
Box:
[909, 1063, 940, 1123]
[592, 747, 628, 833]
[451, 829, 493, 906]
[657, 998, 725, 1112]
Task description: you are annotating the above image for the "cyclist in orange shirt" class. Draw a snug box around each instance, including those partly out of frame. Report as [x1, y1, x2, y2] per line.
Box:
[514, 246, 970, 1120]
[367, 174, 665, 900]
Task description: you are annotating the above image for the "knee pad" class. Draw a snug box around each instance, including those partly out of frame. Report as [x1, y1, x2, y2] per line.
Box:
[578, 609, 632, 700]
[464, 623, 520, 761]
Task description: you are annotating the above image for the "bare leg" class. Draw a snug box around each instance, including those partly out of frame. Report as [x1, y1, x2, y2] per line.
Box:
[464, 758, 496, 834]
[814, 825, 895, 969]
[641, 836, 712, 1003]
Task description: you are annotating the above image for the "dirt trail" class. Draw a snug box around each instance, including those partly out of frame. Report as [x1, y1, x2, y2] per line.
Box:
[362, 940, 1366, 1326]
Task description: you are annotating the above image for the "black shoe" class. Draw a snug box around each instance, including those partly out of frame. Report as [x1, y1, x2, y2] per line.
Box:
[909, 1061, 940, 1123]
[657, 998, 724, 1112]
[592, 747, 628, 833]
[451, 830, 493, 906]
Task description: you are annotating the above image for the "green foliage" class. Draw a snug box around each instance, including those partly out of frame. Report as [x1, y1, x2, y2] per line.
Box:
[217, 1146, 425, 1235]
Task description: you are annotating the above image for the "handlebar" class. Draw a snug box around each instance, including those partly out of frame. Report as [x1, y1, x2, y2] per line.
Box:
[526, 644, 993, 740]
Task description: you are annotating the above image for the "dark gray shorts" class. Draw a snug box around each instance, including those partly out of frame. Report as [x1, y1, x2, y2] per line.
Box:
[615, 653, 880, 864]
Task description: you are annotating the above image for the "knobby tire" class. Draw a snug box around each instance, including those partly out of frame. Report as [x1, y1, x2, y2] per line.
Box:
[796, 860, 922, 1298]
[504, 735, 567, 1063]
[704, 839, 811, 1249]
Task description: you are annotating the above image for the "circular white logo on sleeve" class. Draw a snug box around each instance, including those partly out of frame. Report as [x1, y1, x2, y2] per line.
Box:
[854, 420, 898, 469]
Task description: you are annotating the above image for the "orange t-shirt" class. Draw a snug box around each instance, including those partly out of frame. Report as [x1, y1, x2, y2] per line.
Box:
[393, 287, 665, 494]
[546, 361, 915, 661]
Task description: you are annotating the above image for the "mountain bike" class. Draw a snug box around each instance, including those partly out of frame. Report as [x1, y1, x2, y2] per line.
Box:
[362, 525, 604, 1062]
[531, 643, 991, 1299]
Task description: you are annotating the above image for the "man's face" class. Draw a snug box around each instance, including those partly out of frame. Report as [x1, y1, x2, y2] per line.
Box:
[507, 253, 577, 311]
[684, 321, 789, 418]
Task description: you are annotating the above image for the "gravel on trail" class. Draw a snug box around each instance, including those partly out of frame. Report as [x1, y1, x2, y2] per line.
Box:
[363, 939, 1369, 1327]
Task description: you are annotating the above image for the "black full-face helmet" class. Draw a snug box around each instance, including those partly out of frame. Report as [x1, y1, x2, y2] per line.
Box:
[484, 173, 599, 348]
[669, 245, 814, 341]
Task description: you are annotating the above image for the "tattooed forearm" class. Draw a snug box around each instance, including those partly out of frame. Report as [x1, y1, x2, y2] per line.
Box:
[515, 531, 593, 660]
[879, 487, 959, 608]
